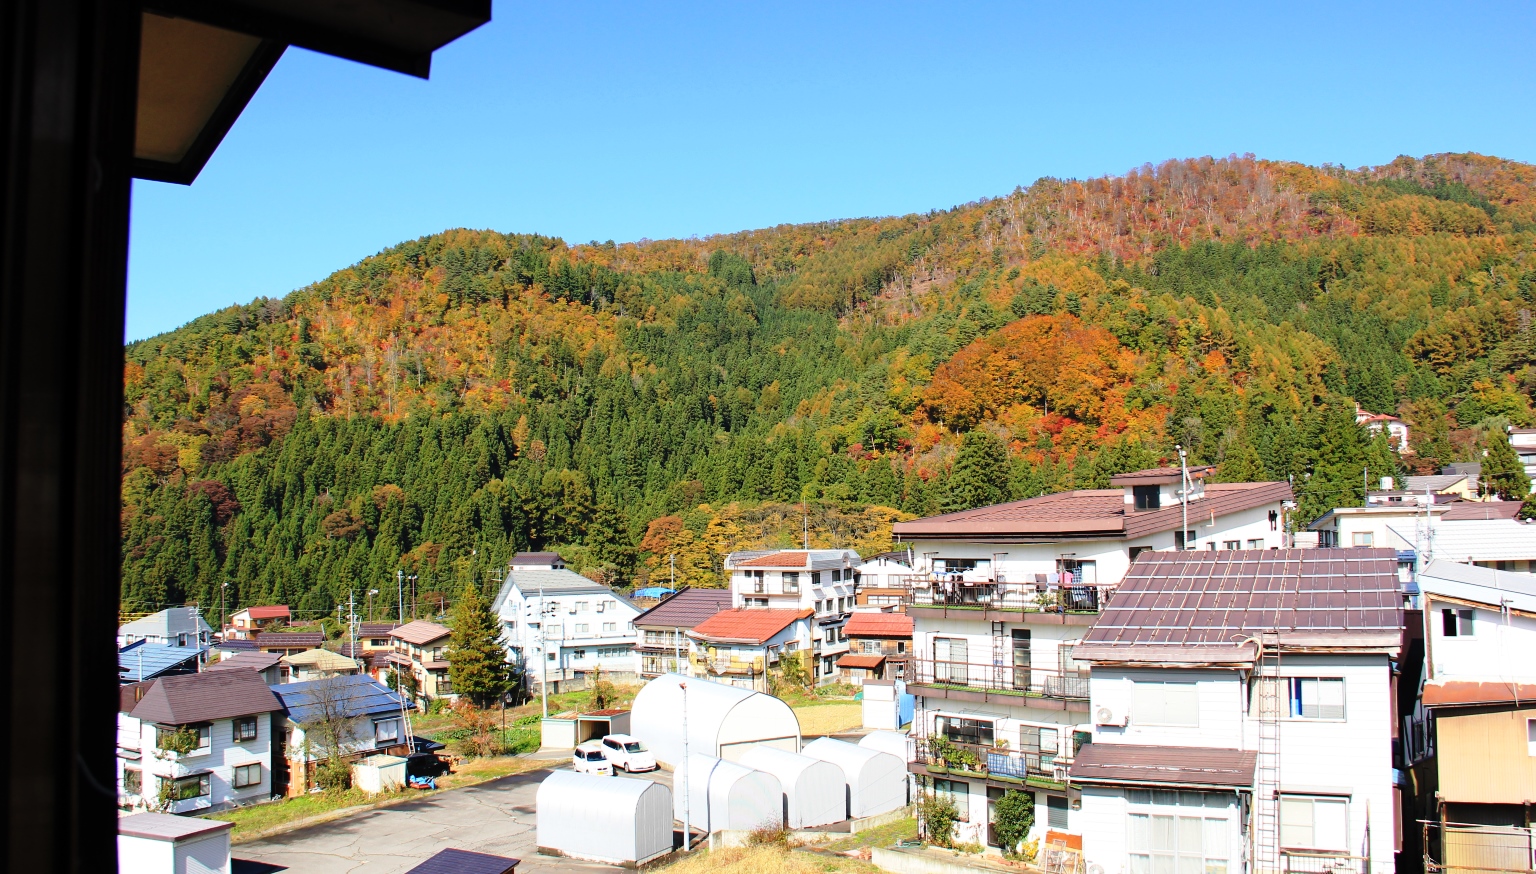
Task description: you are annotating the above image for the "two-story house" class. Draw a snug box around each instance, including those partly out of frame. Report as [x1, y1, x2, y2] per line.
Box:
[387, 620, 455, 703]
[632, 587, 732, 678]
[117, 607, 214, 649]
[116, 670, 283, 813]
[279, 648, 361, 683]
[492, 552, 640, 694]
[208, 651, 284, 685]
[225, 605, 290, 640]
[724, 549, 862, 684]
[1070, 548, 1402, 874]
[686, 608, 814, 692]
[272, 674, 415, 796]
[1403, 560, 1536, 866]
[838, 611, 913, 682]
[856, 552, 915, 608]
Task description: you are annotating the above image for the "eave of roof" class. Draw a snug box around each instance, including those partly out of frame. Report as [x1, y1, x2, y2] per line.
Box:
[1421, 680, 1536, 708]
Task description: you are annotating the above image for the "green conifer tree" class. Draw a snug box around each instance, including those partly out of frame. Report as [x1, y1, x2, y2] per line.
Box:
[944, 431, 1008, 512]
[1480, 430, 1531, 500]
[446, 580, 512, 707]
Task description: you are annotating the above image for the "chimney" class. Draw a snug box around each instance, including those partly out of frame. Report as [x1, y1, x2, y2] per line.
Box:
[1380, 476, 1393, 491]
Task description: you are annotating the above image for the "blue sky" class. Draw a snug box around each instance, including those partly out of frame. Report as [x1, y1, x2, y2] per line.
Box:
[126, 0, 1536, 341]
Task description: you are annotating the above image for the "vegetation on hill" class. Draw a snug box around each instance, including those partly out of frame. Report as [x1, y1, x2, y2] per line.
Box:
[122, 152, 1536, 616]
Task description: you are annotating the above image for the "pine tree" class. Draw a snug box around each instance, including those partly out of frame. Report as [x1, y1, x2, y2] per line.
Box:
[1480, 430, 1531, 500]
[1215, 438, 1267, 483]
[944, 431, 1008, 512]
[446, 580, 511, 707]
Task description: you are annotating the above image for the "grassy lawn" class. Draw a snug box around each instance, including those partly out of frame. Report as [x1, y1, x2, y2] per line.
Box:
[817, 817, 918, 854]
[793, 702, 863, 736]
[657, 844, 882, 874]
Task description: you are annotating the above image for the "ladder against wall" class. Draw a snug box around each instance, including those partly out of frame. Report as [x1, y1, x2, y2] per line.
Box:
[1254, 631, 1283, 874]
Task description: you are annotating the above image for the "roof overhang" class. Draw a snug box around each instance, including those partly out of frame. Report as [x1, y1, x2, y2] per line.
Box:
[133, 1, 491, 184]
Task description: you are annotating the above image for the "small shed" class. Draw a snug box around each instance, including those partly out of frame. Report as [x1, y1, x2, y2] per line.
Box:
[539, 708, 631, 750]
[404, 847, 520, 874]
[740, 746, 846, 829]
[631, 674, 800, 767]
[858, 729, 912, 762]
[675, 752, 784, 834]
[803, 737, 906, 818]
[353, 754, 407, 794]
[118, 812, 232, 874]
[536, 770, 673, 865]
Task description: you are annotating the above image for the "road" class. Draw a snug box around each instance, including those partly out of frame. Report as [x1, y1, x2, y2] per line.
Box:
[233, 766, 676, 874]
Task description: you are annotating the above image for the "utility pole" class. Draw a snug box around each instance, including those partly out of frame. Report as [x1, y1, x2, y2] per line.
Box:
[669, 554, 676, 589]
[220, 581, 229, 638]
[1364, 466, 1370, 508]
[539, 577, 548, 718]
[680, 681, 691, 852]
[349, 590, 358, 663]
[397, 569, 404, 624]
[367, 589, 378, 622]
[1177, 444, 1190, 549]
[674, 626, 681, 675]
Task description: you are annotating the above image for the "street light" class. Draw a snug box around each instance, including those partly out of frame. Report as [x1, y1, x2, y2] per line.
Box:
[367, 589, 379, 621]
[219, 581, 230, 637]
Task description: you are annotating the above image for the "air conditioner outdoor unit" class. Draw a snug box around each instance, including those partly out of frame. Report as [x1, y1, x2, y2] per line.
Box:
[1094, 704, 1127, 727]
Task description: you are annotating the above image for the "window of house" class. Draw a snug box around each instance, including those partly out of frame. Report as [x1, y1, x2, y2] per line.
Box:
[233, 716, 258, 743]
[1133, 681, 1200, 727]
[1527, 718, 1536, 755]
[814, 599, 823, 613]
[935, 715, 994, 747]
[935, 558, 988, 575]
[123, 768, 141, 795]
[1279, 796, 1349, 850]
[603, 622, 616, 633]
[1352, 532, 1374, 547]
[1289, 678, 1346, 720]
[1128, 810, 1229, 874]
[575, 601, 589, 612]
[1133, 485, 1161, 510]
[1047, 795, 1069, 828]
[573, 649, 587, 660]
[933, 779, 970, 821]
[783, 572, 799, 593]
[1223, 540, 1240, 550]
[811, 571, 822, 585]
[375, 718, 400, 743]
[825, 629, 837, 644]
[1205, 542, 1217, 551]
[751, 570, 765, 593]
[170, 773, 210, 801]
[746, 597, 768, 607]
[1174, 530, 1197, 550]
[575, 623, 589, 633]
[1129, 546, 1151, 562]
[1247, 539, 1263, 549]
[897, 641, 906, 654]
[233, 763, 262, 788]
[370, 638, 388, 646]
[1057, 558, 1097, 584]
[832, 569, 842, 582]
[547, 652, 556, 661]
[1442, 608, 1474, 637]
[159, 723, 212, 753]
[934, 636, 969, 682]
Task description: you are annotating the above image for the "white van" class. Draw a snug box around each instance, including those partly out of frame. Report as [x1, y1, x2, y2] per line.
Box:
[600, 734, 657, 773]
[573, 740, 613, 776]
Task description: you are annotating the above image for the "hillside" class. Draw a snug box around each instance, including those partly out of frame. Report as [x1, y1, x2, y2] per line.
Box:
[122, 152, 1536, 618]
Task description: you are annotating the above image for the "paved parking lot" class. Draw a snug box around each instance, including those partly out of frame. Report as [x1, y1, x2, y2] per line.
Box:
[233, 766, 675, 874]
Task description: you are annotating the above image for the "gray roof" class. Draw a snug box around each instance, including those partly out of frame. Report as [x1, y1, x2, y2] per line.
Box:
[1078, 548, 1403, 664]
[633, 587, 733, 629]
[1069, 743, 1256, 789]
[1404, 474, 1474, 493]
[275, 674, 414, 724]
[1417, 559, 1536, 613]
[492, 567, 613, 612]
[118, 812, 233, 843]
[118, 641, 206, 683]
[118, 607, 212, 639]
[129, 669, 282, 724]
[207, 651, 284, 673]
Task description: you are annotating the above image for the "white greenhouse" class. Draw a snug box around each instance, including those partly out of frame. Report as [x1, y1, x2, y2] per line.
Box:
[674, 752, 784, 834]
[630, 674, 801, 767]
[535, 770, 674, 866]
[802, 737, 906, 819]
[858, 729, 912, 762]
[739, 746, 846, 829]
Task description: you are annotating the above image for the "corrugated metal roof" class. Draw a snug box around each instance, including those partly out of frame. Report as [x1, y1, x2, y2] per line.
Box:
[255, 632, 324, 648]
[843, 612, 913, 638]
[1069, 743, 1256, 788]
[1422, 679, 1536, 708]
[836, 654, 887, 669]
[236, 605, 290, 620]
[129, 669, 282, 724]
[117, 641, 206, 683]
[1109, 466, 1213, 486]
[1077, 548, 1402, 663]
[118, 607, 212, 639]
[1404, 474, 1473, 493]
[689, 609, 811, 644]
[358, 622, 399, 637]
[117, 812, 233, 842]
[633, 587, 733, 629]
[389, 620, 452, 645]
[404, 848, 520, 874]
[275, 674, 414, 724]
[892, 481, 1291, 540]
[1439, 502, 1521, 521]
[206, 651, 282, 673]
[1417, 559, 1536, 613]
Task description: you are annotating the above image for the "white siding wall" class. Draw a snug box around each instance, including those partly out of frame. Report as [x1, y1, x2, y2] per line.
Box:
[126, 714, 274, 813]
[1424, 597, 1536, 681]
[1089, 668, 1245, 749]
[498, 587, 640, 680]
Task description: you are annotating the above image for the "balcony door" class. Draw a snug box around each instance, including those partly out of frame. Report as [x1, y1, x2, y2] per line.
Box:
[1011, 629, 1031, 691]
[934, 636, 967, 683]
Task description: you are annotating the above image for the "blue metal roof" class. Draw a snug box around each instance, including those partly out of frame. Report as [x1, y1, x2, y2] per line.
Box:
[118, 641, 207, 683]
[274, 673, 415, 724]
[633, 587, 675, 598]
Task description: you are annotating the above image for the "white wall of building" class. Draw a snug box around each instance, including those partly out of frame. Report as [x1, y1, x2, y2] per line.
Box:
[117, 712, 274, 813]
[497, 584, 640, 683]
[1423, 596, 1536, 681]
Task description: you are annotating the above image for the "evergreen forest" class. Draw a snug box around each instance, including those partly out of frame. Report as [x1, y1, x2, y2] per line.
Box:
[121, 152, 1536, 619]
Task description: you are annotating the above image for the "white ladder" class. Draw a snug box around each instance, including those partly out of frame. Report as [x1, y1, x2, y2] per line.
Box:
[1254, 631, 1283, 874]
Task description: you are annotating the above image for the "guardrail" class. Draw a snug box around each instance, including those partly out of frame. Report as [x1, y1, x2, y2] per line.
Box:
[910, 658, 1090, 700]
[1282, 851, 1369, 874]
[896, 575, 1112, 614]
[914, 737, 1073, 784]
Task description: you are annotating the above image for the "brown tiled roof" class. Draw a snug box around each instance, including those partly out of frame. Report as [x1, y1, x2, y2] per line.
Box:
[120, 681, 153, 713]
[358, 622, 400, 637]
[633, 587, 733, 629]
[239, 605, 290, 620]
[892, 481, 1291, 540]
[390, 620, 452, 645]
[1422, 679, 1536, 708]
[207, 651, 282, 672]
[844, 612, 913, 638]
[836, 654, 886, 669]
[255, 632, 323, 649]
[422, 660, 451, 671]
[129, 669, 282, 724]
[1440, 501, 1521, 521]
[689, 608, 811, 644]
[736, 551, 810, 568]
[1069, 743, 1256, 788]
[1077, 548, 1402, 663]
[1109, 466, 1213, 486]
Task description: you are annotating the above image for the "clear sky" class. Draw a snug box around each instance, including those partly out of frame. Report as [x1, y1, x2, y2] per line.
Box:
[126, 0, 1536, 341]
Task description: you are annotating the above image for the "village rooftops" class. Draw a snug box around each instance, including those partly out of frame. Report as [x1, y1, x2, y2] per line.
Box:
[1107, 465, 1214, 486]
[724, 548, 861, 570]
[255, 631, 325, 649]
[632, 587, 732, 629]
[127, 669, 282, 725]
[358, 621, 400, 637]
[892, 480, 1291, 541]
[275, 674, 413, 723]
[1438, 501, 1521, 521]
[843, 611, 913, 639]
[117, 640, 206, 683]
[1417, 559, 1536, 613]
[390, 620, 452, 646]
[688, 608, 812, 645]
[1069, 743, 1257, 790]
[206, 651, 283, 672]
[1075, 548, 1403, 665]
[280, 648, 361, 672]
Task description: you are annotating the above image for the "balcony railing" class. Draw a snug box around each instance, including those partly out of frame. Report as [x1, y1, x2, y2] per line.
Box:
[910, 658, 1089, 700]
[896, 575, 1112, 614]
[1282, 852, 1369, 874]
[914, 737, 1073, 786]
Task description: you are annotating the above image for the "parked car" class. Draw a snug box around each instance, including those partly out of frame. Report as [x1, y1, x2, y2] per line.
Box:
[573, 740, 613, 776]
[600, 734, 657, 773]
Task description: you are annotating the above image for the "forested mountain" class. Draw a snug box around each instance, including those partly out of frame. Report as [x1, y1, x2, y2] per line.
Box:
[122, 152, 1536, 619]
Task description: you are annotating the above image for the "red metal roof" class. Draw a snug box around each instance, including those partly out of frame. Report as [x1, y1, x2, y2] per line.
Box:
[240, 605, 290, 620]
[390, 620, 452, 645]
[836, 654, 887, 669]
[892, 481, 1291, 540]
[844, 612, 913, 638]
[1069, 743, 1256, 788]
[1421, 679, 1536, 707]
[735, 551, 810, 568]
[690, 608, 811, 644]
